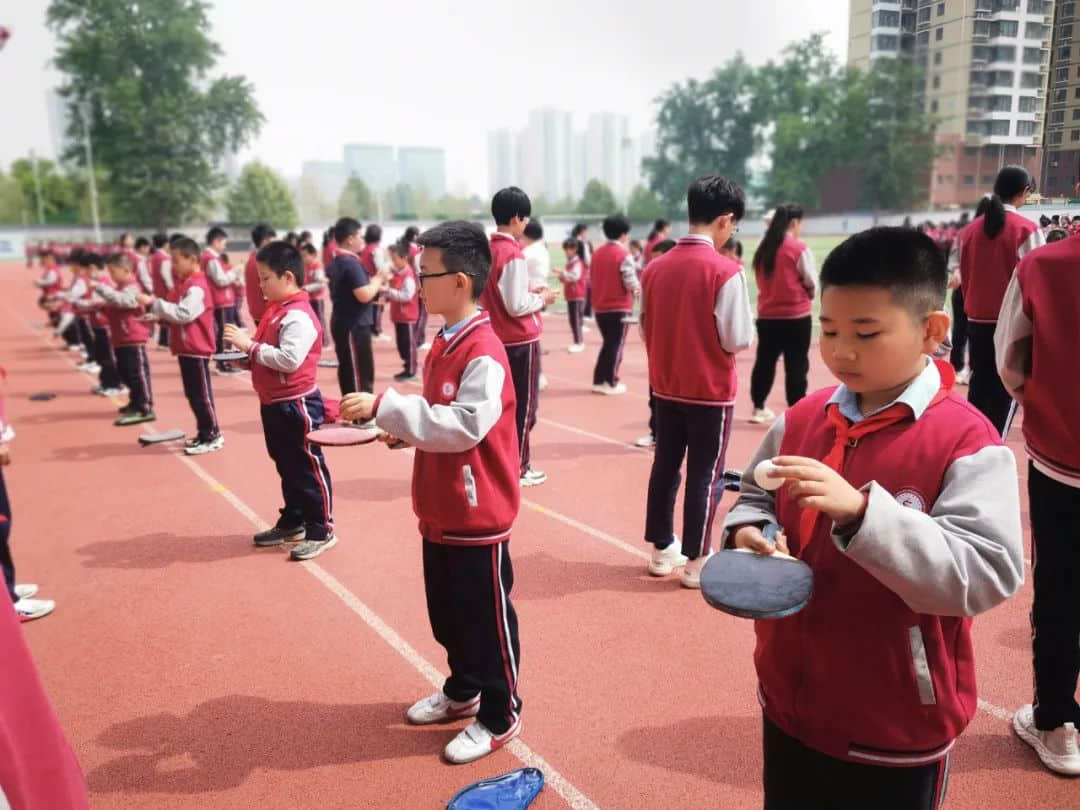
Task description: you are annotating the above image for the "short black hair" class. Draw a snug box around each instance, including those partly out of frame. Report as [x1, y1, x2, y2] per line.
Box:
[171, 237, 201, 260]
[722, 237, 742, 259]
[38, 248, 56, 260]
[571, 223, 588, 238]
[387, 241, 408, 258]
[134, 236, 150, 250]
[523, 220, 543, 241]
[820, 227, 947, 319]
[169, 232, 186, 245]
[206, 226, 227, 244]
[256, 240, 305, 286]
[105, 251, 131, 270]
[299, 230, 312, 244]
[602, 214, 631, 241]
[687, 175, 746, 226]
[653, 239, 677, 256]
[333, 217, 361, 245]
[301, 242, 318, 257]
[364, 224, 382, 244]
[251, 223, 276, 247]
[403, 225, 420, 242]
[152, 233, 168, 249]
[416, 220, 492, 300]
[491, 186, 531, 225]
[84, 252, 105, 269]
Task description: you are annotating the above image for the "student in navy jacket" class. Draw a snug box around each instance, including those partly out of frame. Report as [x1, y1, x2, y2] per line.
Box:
[726, 227, 1024, 808]
[340, 221, 522, 766]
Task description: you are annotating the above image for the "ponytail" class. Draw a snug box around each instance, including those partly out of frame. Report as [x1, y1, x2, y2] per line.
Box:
[752, 203, 803, 277]
[984, 165, 1034, 239]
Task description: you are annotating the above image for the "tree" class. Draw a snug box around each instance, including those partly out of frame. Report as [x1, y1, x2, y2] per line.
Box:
[627, 185, 667, 222]
[47, 0, 263, 228]
[0, 172, 26, 224]
[225, 162, 298, 227]
[576, 179, 618, 215]
[297, 176, 336, 226]
[338, 176, 376, 219]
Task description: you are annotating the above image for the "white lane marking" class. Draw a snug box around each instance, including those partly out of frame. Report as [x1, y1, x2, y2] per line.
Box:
[522, 499, 650, 561]
[537, 417, 650, 453]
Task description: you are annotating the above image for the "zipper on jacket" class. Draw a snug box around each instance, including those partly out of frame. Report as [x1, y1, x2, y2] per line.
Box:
[462, 464, 478, 508]
[908, 626, 937, 706]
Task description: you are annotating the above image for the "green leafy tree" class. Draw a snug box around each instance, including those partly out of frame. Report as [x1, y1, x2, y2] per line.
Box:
[627, 185, 667, 222]
[0, 172, 26, 224]
[297, 176, 336, 225]
[576, 179, 618, 215]
[47, 0, 263, 228]
[225, 162, 298, 227]
[338, 176, 376, 219]
[10, 158, 78, 221]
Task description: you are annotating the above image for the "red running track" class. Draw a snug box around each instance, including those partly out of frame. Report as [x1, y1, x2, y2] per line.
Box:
[1, 261, 1075, 809]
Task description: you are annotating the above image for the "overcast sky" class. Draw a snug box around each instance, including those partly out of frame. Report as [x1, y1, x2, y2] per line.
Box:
[2, 1, 850, 195]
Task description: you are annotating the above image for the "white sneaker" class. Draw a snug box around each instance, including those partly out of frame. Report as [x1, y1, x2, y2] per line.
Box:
[405, 691, 480, 725]
[15, 597, 55, 622]
[680, 552, 713, 589]
[956, 367, 971, 386]
[91, 384, 105, 395]
[1013, 704, 1080, 775]
[648, 537, 688, 576]
[102, 387, 124, 397]
[591, 383, 627, 395]
[567, 343, 585, 353]
[419, 342, 432, 351]
[582, 325, 591, 333]
[633, 434, 656, 448]
[520, 468, 547, 487]
[375, 333, 392, 342]
[749, 408, 776, 424]
[184, 434, 225, 455]
[444, 718, 522, 764]
[538, 373, 548, 391]
[14, 584, 39, 599]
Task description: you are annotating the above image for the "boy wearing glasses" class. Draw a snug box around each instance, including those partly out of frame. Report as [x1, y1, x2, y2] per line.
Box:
[339, 221, 523, 765]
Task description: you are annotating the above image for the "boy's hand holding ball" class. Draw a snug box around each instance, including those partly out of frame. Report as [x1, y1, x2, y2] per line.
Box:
[223, 324, 251, 352]
[340, 392, 376, 422]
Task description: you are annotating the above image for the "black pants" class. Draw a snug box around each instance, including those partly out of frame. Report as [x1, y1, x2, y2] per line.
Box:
[157, 324, 170, 348]
[423, 539, 521, 735]
[567, 299, 584, 345]
[76, 317, 93, 351]
[967, 322, 1015, 438]
[115, 344, 153, 413]
[750, 316, 812, 410]
[416, 299, 429, 348]
[0, 469, 16, 604]
[583, 281, 593, 317]
[261, 393, 334, 541]
[91, 326, 121, 390]
[310, 299, 331, 347]
[593, 311, 629, 386]
[950, 289, 968, 372]
[331, 321, 374, 396]
[178, 356, 219, 442]
[1029, 464, 1080, 730]
[762, 715, 949, 810]
[373, 302, 385, 336]
[505, 342, 541, 477]
[645, 399, 733, 560]
[213, 305, 238, 370]
[647, 387, 657, 439]
[394, 322, 418, 376]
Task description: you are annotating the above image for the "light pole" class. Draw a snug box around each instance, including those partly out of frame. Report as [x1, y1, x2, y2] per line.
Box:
[29, 148, 44, 225]
[77, 102, 102, 244]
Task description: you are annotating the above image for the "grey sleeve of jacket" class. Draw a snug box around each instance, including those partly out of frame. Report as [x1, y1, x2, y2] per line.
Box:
[94, 284, 139, 309]
[714, 272, 755, 353]
[135, 257, 153, 292]
[161, 259, 174, 291]
[375, 356, 506, 453]
[796, 248, 817, 296]
[302, 267, 327, 295]
[151, 285, 206, 324]
[497, 258, 546, 316]
[620, 254, 641, 292]
[205, 258, 235, 288]
[835, 445, 1025, 617]
[721, 414, 785, 540]
[385, 276, 417, 302]
[250, 310, 318, 373]
[994, 272, 1030, 400]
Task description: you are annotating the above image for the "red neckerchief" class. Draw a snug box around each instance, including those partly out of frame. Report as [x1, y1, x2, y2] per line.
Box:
[253, 290, 309, 343]
[796, 359, 955, 552]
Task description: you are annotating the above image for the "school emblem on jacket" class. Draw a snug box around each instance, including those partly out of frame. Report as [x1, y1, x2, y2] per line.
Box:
[442, 381, 456, 398]
[894, 488, 927, 513]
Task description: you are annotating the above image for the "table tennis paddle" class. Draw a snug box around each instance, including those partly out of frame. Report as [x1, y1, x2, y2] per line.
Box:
[305, 426, 382, 447]
[138, 429, 185, 445]
[700, 523, 813, 620]
[212, 351, 248, 363]
[28, 392, 57, 401]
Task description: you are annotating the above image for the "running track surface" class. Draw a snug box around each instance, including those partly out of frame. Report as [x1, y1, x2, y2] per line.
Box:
[2, 261, 1076, 809]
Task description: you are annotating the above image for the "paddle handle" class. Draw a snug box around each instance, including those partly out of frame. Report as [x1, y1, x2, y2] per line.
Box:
[762, 523, 795, 560]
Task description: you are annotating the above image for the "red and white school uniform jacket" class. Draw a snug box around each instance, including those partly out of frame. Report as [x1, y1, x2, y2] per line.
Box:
[755, 234, 816, 319]
[480, 232, 544, 346]
[386, 266, 419, 323]
[76, 278, 109, 329]
[561, 255, 587, 302]
[996, 235, 1080, 488]
[956, 208, 1043, 323]
[302, 260, 328, 301]
[642, 234, 754, 406]
[95, 280, 150, 346]
[149, 249, 173, 299]
[200, 248, 236, 309]
[322, 240, 339, 270]
[151, 272, 216, 358]
[374, 312, 519, 544]
[590, 241, 639, 313]
[246, 291, 323, 405]
[359, 243, 380, 278]
[408, 242, 421, 274]
[125, 248, 153, 294]
[244, 251, 267, 322]
[34, 264, 62, 297]
[724, 359, 1024, 766]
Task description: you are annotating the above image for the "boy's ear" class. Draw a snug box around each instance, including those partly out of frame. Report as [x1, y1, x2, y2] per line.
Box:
[923, 309, 951, 354]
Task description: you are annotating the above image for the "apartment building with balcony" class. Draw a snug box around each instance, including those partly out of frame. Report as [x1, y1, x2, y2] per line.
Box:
[1041, 0, 1080, 195]
[850, 0, 1053, 207]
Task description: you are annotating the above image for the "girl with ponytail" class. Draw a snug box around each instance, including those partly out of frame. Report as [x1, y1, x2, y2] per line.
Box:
[953, 165, 1044, 436]
[748, 203, 816, 423]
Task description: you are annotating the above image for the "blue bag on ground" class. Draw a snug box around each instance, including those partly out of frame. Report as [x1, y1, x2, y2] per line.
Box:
[447, 767, 544, 809]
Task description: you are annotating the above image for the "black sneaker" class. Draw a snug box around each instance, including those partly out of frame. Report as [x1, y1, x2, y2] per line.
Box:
[289, 535, 338, 561]
[117, 403, 136, 415]
[254, 525, 305, 547]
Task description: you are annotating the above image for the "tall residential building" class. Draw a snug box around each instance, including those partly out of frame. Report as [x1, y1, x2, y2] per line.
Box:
[487, 129, 518, 194]
[519, 108, 573, 201]
[343, 144, 397, 193]
[1042, 0, 1080, 195]
[300, 161, 349, 203]
[585, 112, 633, 201]
[46, 89, 72, 160]
[397, 146, 446, 199]
[848, 0, 1053, 208]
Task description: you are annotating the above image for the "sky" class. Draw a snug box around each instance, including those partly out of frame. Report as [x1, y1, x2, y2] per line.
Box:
[1, 0, 850, 196]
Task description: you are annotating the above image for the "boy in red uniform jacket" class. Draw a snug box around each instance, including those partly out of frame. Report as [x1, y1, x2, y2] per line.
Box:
[385, 242, 420, 382]
[224, 242, 336, 562]
[725, 227, 1024, 808]
[340, 221, 523, 765]
[202, 226, 242, 374]
[480, 187, 558, 487]
[245, 223, 277, 326]
[360, 224, 388, 340]
[996, 234, 1080, 775]
[149, 233, 173, 349]
[559, 237, 587, 352]
[92, 253, 156, 425]
[590, 214, 640, 394]
[301, 243, 330, 347]
[139, 237, 223, 455]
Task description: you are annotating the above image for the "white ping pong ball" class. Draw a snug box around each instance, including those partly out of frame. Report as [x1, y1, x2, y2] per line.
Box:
[754, 460, 785, 491]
